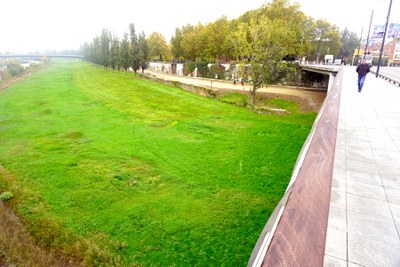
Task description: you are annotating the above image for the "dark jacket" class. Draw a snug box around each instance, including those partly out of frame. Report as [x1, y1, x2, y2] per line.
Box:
[356, 63, 370, 76]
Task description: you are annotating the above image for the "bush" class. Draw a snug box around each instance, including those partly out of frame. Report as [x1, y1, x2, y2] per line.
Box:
[183, 62, 196, 76]
[372, 56, 388, 66]
[209, 64, 226, 80]
[196, 62, 209, 78]
[226, 64, 236, 81]
[0, 191, 14, 201]
[7, 62, 24, 76]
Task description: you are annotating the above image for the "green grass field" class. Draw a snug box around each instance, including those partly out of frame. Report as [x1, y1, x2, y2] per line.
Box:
[0, 60, 316, 265]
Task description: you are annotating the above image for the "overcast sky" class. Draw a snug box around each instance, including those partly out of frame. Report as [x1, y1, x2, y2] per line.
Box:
[0, 0, 398, 53]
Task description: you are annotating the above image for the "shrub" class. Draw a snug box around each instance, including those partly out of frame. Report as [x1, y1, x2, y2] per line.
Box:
[7, 62, 24, 76]
[196, 62, 209, 78]
[183, 62, 196, 76]
[209, 64, 226, 80]
[372, 56, 388, 66]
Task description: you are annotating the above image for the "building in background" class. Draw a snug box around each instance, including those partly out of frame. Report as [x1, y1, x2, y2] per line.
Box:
[389, 32, 400, 66]
[354, 23, 400, 66]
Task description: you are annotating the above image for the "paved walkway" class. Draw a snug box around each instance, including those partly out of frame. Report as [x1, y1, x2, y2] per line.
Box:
[324, 66, 400, 266]
[144, 69, 326, 97]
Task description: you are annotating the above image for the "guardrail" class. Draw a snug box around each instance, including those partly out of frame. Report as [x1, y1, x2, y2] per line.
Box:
[248, 67, 343, 266]
[371, 69, 400, 86]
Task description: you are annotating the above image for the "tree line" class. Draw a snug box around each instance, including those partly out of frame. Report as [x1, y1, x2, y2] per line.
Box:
[168, 0, 358, 64]
[82, 23, 149, 73]
[82, 0, 360, 105]
[82, 0, 359, 68]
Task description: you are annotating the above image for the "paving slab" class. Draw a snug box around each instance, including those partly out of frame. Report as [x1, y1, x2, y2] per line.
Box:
[390, 202, 400, 222]
[382, 177, 400, 190]
[346, 170, 382, 185]
[347, 180, 386, 201]
[325, 66, 400, 267]
[324, 255, 347, 267]
[325, 226, 347, 260]
[347, 211, 400, 266]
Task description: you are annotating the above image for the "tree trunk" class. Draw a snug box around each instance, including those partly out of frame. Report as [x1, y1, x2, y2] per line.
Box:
[251, 85, 257, 106]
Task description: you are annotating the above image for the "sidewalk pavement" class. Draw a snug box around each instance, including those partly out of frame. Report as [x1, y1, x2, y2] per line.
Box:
[324, 66, 400, 266]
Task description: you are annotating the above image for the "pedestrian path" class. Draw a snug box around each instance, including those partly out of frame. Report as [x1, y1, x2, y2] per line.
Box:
[324, 66, 400, 266]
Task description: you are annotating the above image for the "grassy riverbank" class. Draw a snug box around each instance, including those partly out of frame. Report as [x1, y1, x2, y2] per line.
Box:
[0, 60, 316, 265]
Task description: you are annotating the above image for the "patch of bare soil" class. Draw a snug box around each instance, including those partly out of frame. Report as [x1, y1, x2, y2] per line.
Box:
[0, 165, 82, 267]
[0, 73, 31, 92]
[0, 203, 82, 267]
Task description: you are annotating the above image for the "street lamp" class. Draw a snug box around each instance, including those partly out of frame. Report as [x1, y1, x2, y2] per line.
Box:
[355, 28, 363, 65]
[364, 10, 374, 59]
[376, 0, 393, 77]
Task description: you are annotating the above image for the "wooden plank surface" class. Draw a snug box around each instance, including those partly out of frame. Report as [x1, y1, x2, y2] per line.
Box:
[256, 69, 343, 266]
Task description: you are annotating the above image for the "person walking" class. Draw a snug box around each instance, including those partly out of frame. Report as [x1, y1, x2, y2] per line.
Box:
[356, 59, 371, 92]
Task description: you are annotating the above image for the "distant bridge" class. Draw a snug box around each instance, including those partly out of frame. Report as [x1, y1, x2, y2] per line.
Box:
[0, 54, 83, 59]
[299, 63, 341, 75]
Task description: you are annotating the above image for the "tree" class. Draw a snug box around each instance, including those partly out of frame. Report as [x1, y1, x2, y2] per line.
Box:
[262, 0, 309, 58]
[339, 28, 359, 61]
[299, 16, 317, 60]
[92, 36, 101, 65]
[203, 16, 230, 62]
[129, 23, 140, 73]
[170, 28, 184, 60]
[6, 61, 24, 76]
[225, 22, 251, 62]
[138, 32, 149, 73]
[110, 34, 120, 71]
[245, 15, 298, 106]
[100, 28, 111, 68]
[147, 32, 170, 61]
[180, 23, 205, 61]
[120, 32, 130, 73]
[309, 19, 342, 62]
[231, 0, 307, 106]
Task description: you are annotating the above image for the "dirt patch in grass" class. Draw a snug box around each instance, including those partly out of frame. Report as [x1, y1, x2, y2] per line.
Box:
[1, 64, 47, 92]
[0, 164, 82, 267]
[0, 73, 31, 92]
[0, 202, 82, 267]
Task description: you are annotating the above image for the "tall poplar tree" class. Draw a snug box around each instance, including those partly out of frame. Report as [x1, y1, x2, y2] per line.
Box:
[138, 32, 149, 73]
[110, 35, 120, 71]
[129, 23, 140, 73]
[170, 28, 184, 60]
[120, 32, 130, 73]
[100, 29, 111, 68]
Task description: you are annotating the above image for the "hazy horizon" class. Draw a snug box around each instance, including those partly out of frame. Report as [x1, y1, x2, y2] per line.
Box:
[1, 0, 397, 53]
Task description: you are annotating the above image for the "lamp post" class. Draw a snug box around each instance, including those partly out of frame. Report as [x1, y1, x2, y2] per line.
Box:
[356, 28, 364, 65]
[376, 0, 393, 77]
[364, 10, 374, 59]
